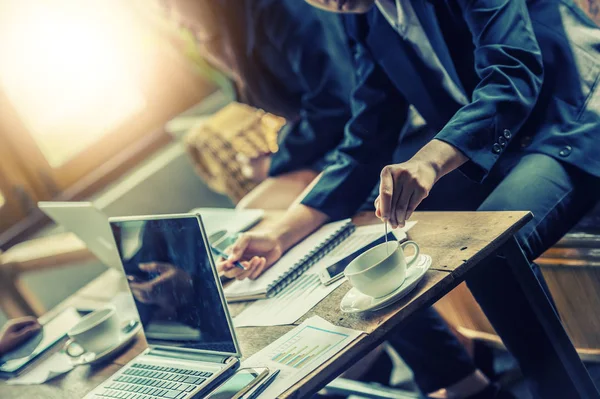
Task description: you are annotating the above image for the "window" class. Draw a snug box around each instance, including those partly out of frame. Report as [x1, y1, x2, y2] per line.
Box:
[0, 0, 217, 248]
[0, 172, 32, 236]
[0, 1, 148, 169]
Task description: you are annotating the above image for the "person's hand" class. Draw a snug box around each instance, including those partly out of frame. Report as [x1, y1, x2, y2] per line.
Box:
[217, 204, 329, 281]
[128, 263, 193, 311]
[375, 139, 468, 228]
[0, 317, 41, 355]
[375, 159, 438, 228]
[216, 232, 283, 280]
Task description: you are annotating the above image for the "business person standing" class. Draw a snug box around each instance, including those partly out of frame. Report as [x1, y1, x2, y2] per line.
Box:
[174, 1, 512, 397]
[221, 0, 600, 398]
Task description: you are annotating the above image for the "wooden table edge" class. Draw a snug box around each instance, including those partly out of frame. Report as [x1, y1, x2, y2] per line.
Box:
[0, 210, 536, 399]
[447, 211, 533, 281]
[280, 211, 533, 398]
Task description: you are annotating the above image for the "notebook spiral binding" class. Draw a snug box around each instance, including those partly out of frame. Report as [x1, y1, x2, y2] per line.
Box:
[266, 221, 356, 297]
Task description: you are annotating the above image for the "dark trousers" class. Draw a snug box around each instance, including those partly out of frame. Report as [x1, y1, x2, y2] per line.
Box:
[363, 130, 600, 397]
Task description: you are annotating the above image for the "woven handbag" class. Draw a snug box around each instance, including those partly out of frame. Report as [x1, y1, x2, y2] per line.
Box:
[184, 102, 285, 202]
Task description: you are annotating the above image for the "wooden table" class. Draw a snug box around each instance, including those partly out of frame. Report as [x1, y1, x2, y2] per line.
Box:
[1, 211, 597, 399]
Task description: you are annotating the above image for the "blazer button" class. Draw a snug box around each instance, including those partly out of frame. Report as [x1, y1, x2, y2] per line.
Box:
[503, 129, 512, 139]
[492, 143, 502, 154]
[498, 136, 507, 147]
[559, 146, 572, 157]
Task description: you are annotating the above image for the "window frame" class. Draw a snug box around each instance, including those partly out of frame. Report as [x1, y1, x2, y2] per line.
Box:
[0, 0, 218, 249]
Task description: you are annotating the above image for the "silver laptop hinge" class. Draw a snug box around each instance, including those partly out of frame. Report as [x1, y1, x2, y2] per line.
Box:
[148, 348, 234, 364]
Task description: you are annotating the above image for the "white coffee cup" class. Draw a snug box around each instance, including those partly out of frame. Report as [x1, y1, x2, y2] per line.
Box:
[345, 241, 420, 298]
[65, 306, 121, 357]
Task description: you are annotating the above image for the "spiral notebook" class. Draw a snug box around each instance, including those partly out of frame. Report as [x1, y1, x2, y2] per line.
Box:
[224, 219, 355, 302]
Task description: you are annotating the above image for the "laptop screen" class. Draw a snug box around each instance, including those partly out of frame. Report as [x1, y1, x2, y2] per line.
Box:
[110, 216, 237, 355]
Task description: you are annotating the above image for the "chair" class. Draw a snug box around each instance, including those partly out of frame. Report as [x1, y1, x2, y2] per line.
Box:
[0, 232, 93, 318]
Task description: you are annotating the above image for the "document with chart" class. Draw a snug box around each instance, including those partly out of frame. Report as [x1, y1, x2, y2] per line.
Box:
[241, 316, 362, 398]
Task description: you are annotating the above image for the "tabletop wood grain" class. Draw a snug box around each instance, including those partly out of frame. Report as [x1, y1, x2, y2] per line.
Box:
[354, 211, 531, 274]
[0, 211, 531, 399]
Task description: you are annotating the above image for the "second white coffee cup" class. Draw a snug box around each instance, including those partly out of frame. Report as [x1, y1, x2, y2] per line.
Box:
[345, 240, 420, 298]
[65, 306, 121, 357]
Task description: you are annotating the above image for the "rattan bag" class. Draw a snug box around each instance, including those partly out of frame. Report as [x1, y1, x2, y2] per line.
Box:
[184, 102, 285, 202]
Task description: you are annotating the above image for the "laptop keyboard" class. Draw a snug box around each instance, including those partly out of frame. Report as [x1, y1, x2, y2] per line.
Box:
[93, 363, 214, 399]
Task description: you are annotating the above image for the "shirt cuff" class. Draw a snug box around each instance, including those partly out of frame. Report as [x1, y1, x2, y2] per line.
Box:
[435, 124, 501, 183]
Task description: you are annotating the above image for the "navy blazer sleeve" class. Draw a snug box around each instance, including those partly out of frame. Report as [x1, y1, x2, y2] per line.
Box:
[300, 18, 410, 220]
[267, 8, 354, 177]
[435, 0, 544, 181]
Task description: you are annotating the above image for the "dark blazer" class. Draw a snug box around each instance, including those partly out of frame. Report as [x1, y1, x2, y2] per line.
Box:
[301, 0, 600, 220]
[229, 0, 355, 176]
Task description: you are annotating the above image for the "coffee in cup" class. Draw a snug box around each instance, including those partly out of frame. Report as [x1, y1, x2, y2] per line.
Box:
[345, 241, 420, 298]
[65, 306, 120, 357]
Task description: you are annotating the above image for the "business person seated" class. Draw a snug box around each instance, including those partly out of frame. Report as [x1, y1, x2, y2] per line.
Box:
[166, 0, 353, 209]
[219, 0, 600, 398]
[0, 317, 41, 356]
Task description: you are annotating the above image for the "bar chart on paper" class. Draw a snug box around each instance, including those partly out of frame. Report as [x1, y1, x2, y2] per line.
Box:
[269, 325, 349, 370]
[241, 316, 362, 398]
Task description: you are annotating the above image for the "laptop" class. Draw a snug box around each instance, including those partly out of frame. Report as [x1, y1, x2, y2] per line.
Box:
[38, 201, 124, 270]
[38, 202, 263, 270]
[84, 214, 241, 399]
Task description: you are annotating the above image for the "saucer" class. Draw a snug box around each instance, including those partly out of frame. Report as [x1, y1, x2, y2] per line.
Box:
[340, 254, 431, 313]
[69, 320, 141, 366]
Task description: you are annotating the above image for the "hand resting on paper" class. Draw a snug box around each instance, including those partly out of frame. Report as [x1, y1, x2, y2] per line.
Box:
[216, 232, 283, 280]
[0, 317, 42, 356]
[217, 204, 329, 281]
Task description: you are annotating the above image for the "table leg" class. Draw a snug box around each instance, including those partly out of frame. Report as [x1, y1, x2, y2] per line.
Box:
[466, 237, 599, 399]
[501, 237, 599, 398]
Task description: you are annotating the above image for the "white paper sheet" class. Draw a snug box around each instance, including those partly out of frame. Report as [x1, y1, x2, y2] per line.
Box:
[233, 222, 417, 327]
[233, 272, 345, 327]
[241, 316, 362, 399]
[6, 352, 74, 385]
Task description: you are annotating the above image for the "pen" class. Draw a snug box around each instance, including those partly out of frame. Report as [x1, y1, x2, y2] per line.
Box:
[246, 369, 280, 399]
[211, 245, 246, 270]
